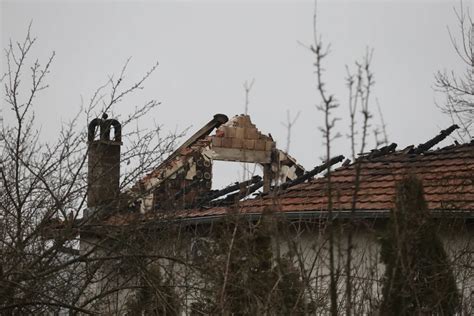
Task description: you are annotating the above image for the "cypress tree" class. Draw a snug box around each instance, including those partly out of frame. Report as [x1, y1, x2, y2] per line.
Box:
[380, 175, 459, 315]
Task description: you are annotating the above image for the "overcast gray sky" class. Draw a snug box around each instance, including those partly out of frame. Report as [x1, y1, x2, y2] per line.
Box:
[1, 0, 470, 188]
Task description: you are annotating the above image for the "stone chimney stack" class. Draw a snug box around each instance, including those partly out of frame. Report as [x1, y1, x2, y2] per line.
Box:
[87, 114, 122, 212]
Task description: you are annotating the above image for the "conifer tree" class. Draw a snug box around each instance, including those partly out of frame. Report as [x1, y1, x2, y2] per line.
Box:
[380, 175, 459, 315]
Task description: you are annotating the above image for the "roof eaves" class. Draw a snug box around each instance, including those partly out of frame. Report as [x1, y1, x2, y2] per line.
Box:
[166, 209, 474, 226]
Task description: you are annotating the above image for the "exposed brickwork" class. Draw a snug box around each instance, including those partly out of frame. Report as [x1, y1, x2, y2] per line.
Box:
[153, 151, 212, 210]
[88, 142, 121, 208]
[130, 115, 281, 211]
[210, 114, 275, 151]
[116, 113, 473, 224]
[87, 116, 122, 211]
[100, 142, 473, 226]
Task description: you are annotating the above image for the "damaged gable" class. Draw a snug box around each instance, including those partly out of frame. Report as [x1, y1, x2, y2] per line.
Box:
[207, 114, 275, 163]
[76, 112, 474, 229]
[130, 114, 305, 213]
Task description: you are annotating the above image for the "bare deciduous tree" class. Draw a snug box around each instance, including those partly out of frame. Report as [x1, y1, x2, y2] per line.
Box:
[1, 6, 472, 315]
[308, 6, 341, 315]
[281, 109, 301, 154]
[0, 25, 180, 314]
[435, 1, 473, 139]
[344, 50, 374, 316]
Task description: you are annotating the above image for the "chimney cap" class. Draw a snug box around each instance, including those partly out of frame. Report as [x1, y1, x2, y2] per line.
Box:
[88, 116, 122, 143]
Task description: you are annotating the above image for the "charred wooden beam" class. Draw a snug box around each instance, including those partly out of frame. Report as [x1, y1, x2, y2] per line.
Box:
[367, 142, 398, 159]
[412, 124, 459, 154]
[196, 175, 262, 206]
[210, 180, 264, 206]
[179, 114, 229, 149]
[173, 179, 206, 200]
[156, 114, 228, 171]
[277, 155, 345, 191]
[342, 158, 351, 167]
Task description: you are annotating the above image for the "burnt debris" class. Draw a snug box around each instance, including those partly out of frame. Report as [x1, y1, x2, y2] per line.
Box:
[367, 143, 398, 159]
[209, 179, 264, 207]
[173, 179, 207, 201]
[117, 116, 466, 214]
[157, 114, 229, 172]
[412, 124, 459, 154]
[277, 155, 345, 191]
[195, 175, 262, 207]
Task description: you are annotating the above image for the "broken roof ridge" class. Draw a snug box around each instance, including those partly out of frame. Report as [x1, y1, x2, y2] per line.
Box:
[412, 124, 459, 154]
[259, 155, 346, 196]
[209, 180, 264, 207]
[153, 113, 228, 173]
[367, 143, 398, 159]
[195, 175, 262, 207]
[132, 120, 469, 213]
[352, 124, 462, 163]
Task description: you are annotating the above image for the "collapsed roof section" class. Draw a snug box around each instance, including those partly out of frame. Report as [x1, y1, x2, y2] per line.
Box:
[99, 126, 473, 228]
[130, 114, 305, 212]
[236, 142, 474, 216]
[75, 114, 474, 231]
[44, 115, 470, 236]
[125, 113, 471, 220]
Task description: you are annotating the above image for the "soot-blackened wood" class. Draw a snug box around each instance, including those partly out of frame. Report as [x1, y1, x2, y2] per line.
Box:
[156, 114, 229, 171]
[368, 143, 398, 159]
[412, 125, 459, 154]
[173, 179, 206, 200]
[210, 180, 264, 206]
[277, 155, 345, 191]
[195, 175, 262, 207]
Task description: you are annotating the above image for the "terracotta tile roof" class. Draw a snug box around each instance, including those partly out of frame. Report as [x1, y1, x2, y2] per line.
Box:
[237, 142, 474, 213]
[176, 142, 473, 220]
[97, 142, 473, 227]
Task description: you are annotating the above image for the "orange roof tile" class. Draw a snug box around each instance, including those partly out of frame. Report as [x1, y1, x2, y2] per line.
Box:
[234, 143, 474, 214]
[173, 142, 473, 221]
[97, 142, 473, 227]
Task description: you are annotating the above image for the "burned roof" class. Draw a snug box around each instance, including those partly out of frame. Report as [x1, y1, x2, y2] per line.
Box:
[236, 142, 474, 214]
[100, 123, 473, 227]
[127, 114, 303, 213]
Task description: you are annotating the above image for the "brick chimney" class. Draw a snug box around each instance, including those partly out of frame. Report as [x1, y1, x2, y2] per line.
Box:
[87, 114, 121, 213]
